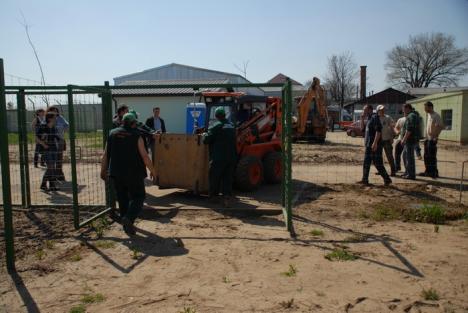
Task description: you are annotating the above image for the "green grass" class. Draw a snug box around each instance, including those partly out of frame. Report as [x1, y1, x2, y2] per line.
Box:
[90, 217, 111, 238]
[282, 264, 298, 277]
[70, 254, 82, 262]
[421, 288, 439, 301]
[7, 131, 102, 145]
[418, 204, 445, 224]
[44, 240, 55, 250]
[179, 307, 197, 313]
[94, 240, 116, 249]
[310, 229, 324, 237]
[69, 304, 86, 313]
[131, 247, 141, 260]
[325, 248, 357, 261]
[81, 293, 105, 304]
[365, 203, 448, 224]
[35, 249, 46, 260]
[222, 276, 230, 283]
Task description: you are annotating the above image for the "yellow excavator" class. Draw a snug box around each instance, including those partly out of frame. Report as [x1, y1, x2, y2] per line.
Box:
[293, 77, 328, 143]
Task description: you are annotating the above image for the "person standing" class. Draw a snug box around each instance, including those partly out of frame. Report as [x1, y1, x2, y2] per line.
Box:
[112, 104, 129, 128]
[36, 113, 60, 191]
[145, 107, 166, 157]
[358, 104, 392, 186]
[202, 107, 237, 206]
[376, 105, 396, 176]
[401, 104, 419, 180]
[393, 111, 407, 172]
[100, 113, 155, 236]
[145, 107, 166, 133]
[420, 101, 443, 178]
[47, 106, 69, 181]
[32, 108, 46, 168]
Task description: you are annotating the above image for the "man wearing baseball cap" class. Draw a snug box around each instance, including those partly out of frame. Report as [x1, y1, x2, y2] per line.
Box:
[100, 113, 155, 235]
[202, 107, 237, 207]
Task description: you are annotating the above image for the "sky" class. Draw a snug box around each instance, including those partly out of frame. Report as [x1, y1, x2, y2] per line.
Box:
[1, 0, 467, 91]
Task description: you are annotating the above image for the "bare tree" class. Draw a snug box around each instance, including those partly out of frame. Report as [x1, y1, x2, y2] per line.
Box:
[324, 51, 358, 111]
[18, 10, 49, 106]
[234, 60, 250, 79]
[385, 33, 468, 88]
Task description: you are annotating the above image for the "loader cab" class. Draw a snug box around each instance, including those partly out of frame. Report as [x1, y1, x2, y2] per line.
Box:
[202, 92, 269, 128]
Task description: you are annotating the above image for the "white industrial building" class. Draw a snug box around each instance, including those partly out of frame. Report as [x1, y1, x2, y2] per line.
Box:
[112, 63, 263, 133]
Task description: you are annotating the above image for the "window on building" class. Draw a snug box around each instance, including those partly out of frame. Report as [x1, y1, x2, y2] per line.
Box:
[441, 110, 452, 130]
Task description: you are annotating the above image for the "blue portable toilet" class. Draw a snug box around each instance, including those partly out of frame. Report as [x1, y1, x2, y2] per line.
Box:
[186, 103, 206, 134]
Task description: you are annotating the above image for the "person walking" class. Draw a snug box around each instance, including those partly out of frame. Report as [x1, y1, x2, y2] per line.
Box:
[358, 104, 392, 186]
[419, 101, 443, 178]
[202, 107, 237, 206]
[376, 105, 396, 176]
[393, 111, 407, 172]
[100, 113, 155, 236]
[32, 108, 46, 168]
[401, 104, 419, 180]
[36, 112, 60, 191]
[46, 106, 69, 181]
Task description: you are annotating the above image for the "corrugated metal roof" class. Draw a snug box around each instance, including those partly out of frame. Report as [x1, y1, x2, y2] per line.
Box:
[112, 79, 228, 96]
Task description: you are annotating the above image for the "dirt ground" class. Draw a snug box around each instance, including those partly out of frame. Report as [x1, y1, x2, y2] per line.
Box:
[1, 131, 468, 313]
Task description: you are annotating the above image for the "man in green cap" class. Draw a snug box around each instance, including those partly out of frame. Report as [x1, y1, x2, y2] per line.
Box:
[100, 113, 155, 235]
[202, 107, 237, 206]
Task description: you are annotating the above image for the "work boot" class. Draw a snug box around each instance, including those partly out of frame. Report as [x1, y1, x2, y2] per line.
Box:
[223, 196, 232, 208]
[49, 181, 59, 192]
[357, 180, 369, 186]
[122, 217, 136, 236]
[384, 179, 392, 186]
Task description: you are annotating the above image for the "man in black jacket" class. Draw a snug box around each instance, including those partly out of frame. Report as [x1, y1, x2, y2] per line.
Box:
[145, 107, 166, 133]
[145, 107, 166, 158]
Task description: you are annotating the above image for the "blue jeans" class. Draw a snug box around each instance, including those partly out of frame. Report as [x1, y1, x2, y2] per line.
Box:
[403, 143, 416, 178]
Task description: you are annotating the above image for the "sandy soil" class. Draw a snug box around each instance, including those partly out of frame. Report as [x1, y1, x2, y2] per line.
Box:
[1, 132, 468, 313]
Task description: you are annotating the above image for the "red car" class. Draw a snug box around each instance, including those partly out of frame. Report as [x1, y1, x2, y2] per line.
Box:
[345, 121, 364, 137]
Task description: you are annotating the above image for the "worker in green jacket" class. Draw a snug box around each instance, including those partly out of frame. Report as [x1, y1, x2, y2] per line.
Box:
[202, 107, 237, 206]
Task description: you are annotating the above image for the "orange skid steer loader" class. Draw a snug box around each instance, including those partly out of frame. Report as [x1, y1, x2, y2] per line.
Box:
[153, 92, 283, 193]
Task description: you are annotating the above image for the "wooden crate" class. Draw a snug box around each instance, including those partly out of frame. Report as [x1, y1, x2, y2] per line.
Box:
[153, 134, 209, 194]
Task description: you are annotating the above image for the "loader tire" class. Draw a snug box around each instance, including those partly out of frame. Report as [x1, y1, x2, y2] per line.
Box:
[263, 152, 282, 184]
[235, 156, 263, 191]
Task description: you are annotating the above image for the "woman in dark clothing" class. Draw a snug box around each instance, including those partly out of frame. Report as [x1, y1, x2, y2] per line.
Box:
[36, 112, 60, 191]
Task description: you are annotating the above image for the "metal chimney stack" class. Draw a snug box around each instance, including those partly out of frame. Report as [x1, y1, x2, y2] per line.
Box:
[360, 65, 367, 100]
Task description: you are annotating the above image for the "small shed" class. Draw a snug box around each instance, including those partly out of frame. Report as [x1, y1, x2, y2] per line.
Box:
[407, 90, 468, 144]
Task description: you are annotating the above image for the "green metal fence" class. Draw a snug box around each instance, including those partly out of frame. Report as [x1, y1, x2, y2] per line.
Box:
[0, 58, 294, 271]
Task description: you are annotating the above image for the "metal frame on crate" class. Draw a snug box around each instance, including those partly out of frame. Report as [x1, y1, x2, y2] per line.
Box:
[0, 58, 294, 271]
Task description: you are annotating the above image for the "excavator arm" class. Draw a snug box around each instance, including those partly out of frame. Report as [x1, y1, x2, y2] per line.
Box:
[296, 77, 327, 135]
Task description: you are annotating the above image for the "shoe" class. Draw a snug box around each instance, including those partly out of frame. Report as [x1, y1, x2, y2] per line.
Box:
[384, 180, 392, 186]
[403, 176, 416, 180]
[49, 186, 59, 191]
[122, 217, 136, 236]
[40, 184, 48, 192]
[57, 175, 65, 182]
[418, 172, 428, 177]
[390, 172, 396, 177]
[417, 156, 422, 160]
[357, 180, 370, 185]
[34, 163, 38, 168]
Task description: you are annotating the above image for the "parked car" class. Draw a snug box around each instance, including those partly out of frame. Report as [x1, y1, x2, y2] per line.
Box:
[345, 121, 364, 137]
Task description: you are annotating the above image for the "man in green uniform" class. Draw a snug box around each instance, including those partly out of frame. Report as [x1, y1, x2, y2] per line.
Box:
[202, 107, 237, 206]
[100, 113, 155, 235]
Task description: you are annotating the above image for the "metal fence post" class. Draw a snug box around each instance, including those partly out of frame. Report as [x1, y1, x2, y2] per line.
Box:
[102, 81, 115, 209]
[17, 91, 27, 207]
[284, 79, 293, 235]
[68, 86, 79, 229]
[0, 58, 15, 271]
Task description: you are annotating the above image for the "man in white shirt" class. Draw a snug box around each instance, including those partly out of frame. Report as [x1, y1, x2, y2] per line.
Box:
[420, 101, 443, 178]
[377, 105, 396, 176]
[393, 113, 406, 172]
